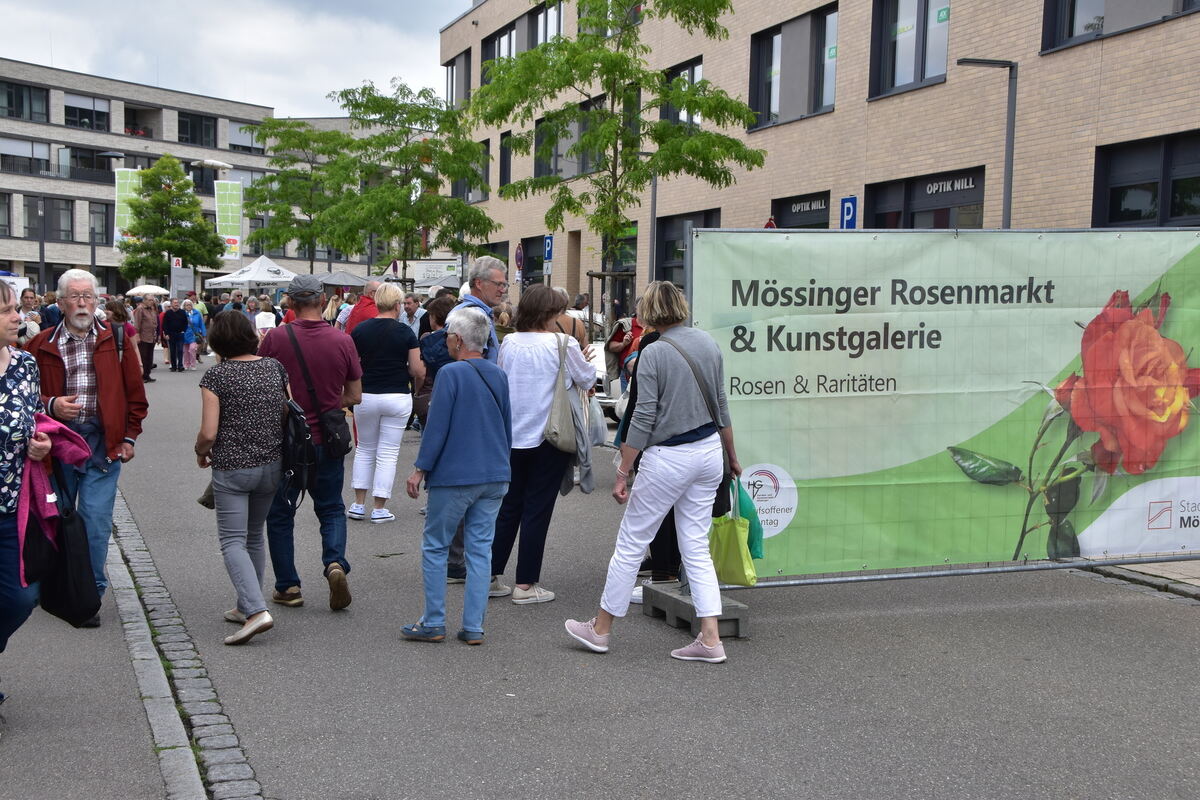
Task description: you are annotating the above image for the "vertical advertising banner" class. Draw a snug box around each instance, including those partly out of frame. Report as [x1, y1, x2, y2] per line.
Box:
[214, 180, 243, 261]
[690, 230, 1200, 579]
[113, 168, 140, 246]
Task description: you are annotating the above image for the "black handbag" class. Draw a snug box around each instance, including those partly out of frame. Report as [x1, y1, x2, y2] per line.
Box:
[39, 461, 102, 627]
[285, 325, 353, 458]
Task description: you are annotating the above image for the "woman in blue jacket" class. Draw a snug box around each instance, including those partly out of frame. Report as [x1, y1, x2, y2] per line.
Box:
[182, 299, 207, 371]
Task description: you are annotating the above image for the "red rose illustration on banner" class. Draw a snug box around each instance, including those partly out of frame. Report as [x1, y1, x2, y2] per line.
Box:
[947, 287, 1200, 561]
[1055, 291, 1200, 475]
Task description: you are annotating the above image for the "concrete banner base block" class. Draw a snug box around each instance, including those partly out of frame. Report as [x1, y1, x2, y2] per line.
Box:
[641, 582, 749, 638]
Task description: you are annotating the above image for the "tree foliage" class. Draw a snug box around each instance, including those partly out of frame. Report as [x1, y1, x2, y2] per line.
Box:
[468, 0, 765, 265]
[117, 154, 225, 280]
[242, 118, 356, 274]
[320, 80, 498, 276]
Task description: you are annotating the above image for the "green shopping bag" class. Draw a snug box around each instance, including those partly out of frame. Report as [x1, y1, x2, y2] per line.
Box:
[709, 482, 757, 587]
[735, 479, 764, 560]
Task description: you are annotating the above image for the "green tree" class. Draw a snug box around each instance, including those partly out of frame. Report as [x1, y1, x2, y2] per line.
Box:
[320, 80, 498, 278]
[469, 0, 765, 267]
[242, 118, 356, 274]
[118, 154, 225, 281]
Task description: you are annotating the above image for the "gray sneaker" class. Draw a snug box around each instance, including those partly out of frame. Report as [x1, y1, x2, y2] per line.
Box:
[564, 618, 609, 653]
[488, 576, 512, 598]
[511, 584, 555, 605]
[670, 636, 727, 663]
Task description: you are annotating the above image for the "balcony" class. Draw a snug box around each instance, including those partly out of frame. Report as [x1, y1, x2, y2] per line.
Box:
[0, 158, 115, 184]
[124, 125, 154, 139]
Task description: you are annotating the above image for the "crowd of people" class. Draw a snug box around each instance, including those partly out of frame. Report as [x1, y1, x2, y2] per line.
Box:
[0, 257, 740, 720]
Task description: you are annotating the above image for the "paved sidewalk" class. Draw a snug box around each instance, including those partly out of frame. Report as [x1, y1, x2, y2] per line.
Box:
[1105, 559, 1200, 594]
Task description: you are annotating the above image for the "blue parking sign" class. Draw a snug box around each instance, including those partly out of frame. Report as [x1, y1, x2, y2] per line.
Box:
[544, 234, 554, 262]
[840, 196, 858, 229]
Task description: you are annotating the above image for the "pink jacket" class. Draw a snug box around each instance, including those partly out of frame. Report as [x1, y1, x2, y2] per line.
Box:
[16, 413, 91, 587]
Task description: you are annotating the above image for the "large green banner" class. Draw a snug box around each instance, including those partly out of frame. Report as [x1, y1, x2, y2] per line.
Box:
[113, 168, 140, 246]
[691, 229, 1200, 579]
[214, 180, 243, 261]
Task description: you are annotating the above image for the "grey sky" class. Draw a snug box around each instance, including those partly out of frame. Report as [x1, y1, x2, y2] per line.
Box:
[1, 0, 473, 116]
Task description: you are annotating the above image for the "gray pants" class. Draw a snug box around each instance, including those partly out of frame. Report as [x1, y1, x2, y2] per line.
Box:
[212, 461, 282, 617]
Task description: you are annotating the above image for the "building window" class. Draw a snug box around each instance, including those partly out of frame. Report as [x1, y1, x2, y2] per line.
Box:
[519, 235, 546, 285]
[1044, 1, 1199, 49]
[89, 203, 112, 245]
[0, 194, 10, 237]
[1095, 131, 1200, 227]
[656, 209, 719, 287]
[189, 166, 217, 194]
[228, 124, 264, 154]
[867, 167, 984, 228]
[125, 154, 157, 171]
[532, 2, 563, 46]
[663, 59, 703, 125]
[534, 119, 557, 178]
[178, 112, 217, 147]
[485, 241, 509, 264]
[749, 5, 839, 128]
[0, 137, 51, 175]
[1, 81, 48, 123]
[771, 192, 831, 228]
[476, 139, 490, 203]
[63, 93, 110, 131]
[482, 22, 517, 84]
[227, 168, 265, 187]
[871, 0, 949, 97]
[445, 50, 471, 108]
[499, 131, 512, 188]
[24, 197, 74, 241]
[605, 222, 637, 321]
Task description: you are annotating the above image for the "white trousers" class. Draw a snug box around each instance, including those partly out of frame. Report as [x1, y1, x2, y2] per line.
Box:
[351, 392, 412, 500]
[600, 433, 724, 618]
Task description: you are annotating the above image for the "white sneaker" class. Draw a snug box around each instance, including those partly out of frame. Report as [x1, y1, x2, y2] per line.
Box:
[629, 578, 652, 605]
[511, 584, 555, 605]
[347, 503, 365, 520]
[370, 508, 395, 524]
[488, 576, 512, 598]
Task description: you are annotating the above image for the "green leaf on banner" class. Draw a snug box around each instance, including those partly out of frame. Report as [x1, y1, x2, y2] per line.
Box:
[1047, 518, 1080, 560]
[947, 447, 1023, 486]
[1044, 475, 1082, 523]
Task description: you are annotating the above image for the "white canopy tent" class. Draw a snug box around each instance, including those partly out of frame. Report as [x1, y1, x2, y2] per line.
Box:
[204, 256, 297, 289]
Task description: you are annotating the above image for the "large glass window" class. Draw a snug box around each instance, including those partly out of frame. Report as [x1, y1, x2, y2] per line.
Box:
[519, 235, 546, 286]
[445, 49, 471, 108]
[663, 59, 703, 126]
[0, 137, 50, 175]
[1096, 131, 1200, 227]
[868, 168, 985, 229]
[189, 165, 217, 194]
[482, 22, 517, 84]
[0, 81, 48, 123]
[499, 131, 512, 188]
[656, 209, 719, 287]
[89, 203, 112, 245]
[749, 5, 839, 129]
[63, 93, 110, 131]
[0, 194, 10, 237]
[1045, 1, 1197, 48]
[532, 2, 563, 45]
[178, 112, 217, 147]
[873, 0, 949, 95]
[228, 124, 264, 154]
[24, 197, 74, 241]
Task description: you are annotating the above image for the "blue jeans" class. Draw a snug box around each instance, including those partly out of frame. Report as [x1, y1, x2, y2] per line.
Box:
[266, 446, 349, 592]
[420, 482, 507, 634]
[58, 457, 122, 595]
[0, 512, 39, 653]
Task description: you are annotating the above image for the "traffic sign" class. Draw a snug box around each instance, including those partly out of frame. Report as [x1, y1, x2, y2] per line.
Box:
[171, 256, 184, 268]
[514, 242, 525, 271]
[840, 196, 858, 229]
[544, 234, 554, 263]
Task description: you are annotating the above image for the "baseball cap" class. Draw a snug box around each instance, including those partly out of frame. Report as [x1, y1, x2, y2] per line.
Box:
[286, 274, 324, 297]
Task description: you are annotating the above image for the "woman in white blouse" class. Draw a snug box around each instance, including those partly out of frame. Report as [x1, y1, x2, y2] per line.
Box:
[489, 285, 594, 605]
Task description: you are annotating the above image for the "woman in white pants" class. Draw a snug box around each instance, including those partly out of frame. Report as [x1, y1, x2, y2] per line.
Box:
[348, 283, 426, 523]
[566, 282, 741, 663]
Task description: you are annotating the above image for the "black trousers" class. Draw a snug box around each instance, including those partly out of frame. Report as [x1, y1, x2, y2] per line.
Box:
[490, 440, 571, 584]
[137, 341, 155, 379]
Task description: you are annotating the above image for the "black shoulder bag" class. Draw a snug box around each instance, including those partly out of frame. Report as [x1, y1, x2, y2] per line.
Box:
[285, 325, 353, 458]
[39, 460, 103, 627]
[276, 361, 318, 510]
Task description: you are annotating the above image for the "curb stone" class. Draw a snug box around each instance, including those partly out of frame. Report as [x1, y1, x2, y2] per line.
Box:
[1081, 565, 1200, 601]
[112, 491, 261, 799]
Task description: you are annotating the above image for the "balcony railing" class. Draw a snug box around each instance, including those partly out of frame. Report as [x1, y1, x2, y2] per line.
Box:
[0, 159, 115, 184]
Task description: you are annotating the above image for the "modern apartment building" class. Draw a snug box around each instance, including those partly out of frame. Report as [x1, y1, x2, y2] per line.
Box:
[0, 59, 376, 294]
[440, 0, 1200, 313]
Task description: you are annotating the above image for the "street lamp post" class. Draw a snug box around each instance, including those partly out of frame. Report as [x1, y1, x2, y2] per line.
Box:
[956, 58, 1018, 229]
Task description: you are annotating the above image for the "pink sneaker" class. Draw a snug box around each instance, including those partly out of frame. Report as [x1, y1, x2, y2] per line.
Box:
[564, 618, 610, 653]
[670, 636, 727, 663]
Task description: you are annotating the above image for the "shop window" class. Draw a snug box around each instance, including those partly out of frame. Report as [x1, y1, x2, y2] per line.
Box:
[867, 167, 984, 229]
[749, 5, 839, 129]
[771, 192, 831, 228]
[178, 113, 217, 147]
[229, 124, 264, 154]
[656, 209, 719, 287]
[1044, 1, 1199, 50]
[499, 131, 512, 188]
[1, 81, 48, 123]
[871, 0, 949, 97]
[1095, 131, 1200, 227]
[663, 59, 703, 126]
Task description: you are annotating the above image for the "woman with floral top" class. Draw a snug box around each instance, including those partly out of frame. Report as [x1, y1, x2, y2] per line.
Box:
[194, 310, 288, 646]
[0, 280, 53, 706]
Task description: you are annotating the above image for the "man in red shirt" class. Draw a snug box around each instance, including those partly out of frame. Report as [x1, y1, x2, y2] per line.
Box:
[343, 280, 380, 335]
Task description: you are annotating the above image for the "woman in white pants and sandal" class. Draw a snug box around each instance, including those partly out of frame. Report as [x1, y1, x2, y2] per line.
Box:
[566, 281, 741, 663]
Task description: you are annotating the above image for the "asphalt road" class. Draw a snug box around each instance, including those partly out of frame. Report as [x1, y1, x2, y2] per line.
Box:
[108, 363, 1200, 800]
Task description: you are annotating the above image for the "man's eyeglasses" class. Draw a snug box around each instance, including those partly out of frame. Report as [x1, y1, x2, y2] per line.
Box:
[486, 280, 510, 290]
[64, 293, 96, 303]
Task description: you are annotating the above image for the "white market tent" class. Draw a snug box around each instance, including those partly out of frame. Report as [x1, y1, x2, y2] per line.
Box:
[204, 256, 297, 288]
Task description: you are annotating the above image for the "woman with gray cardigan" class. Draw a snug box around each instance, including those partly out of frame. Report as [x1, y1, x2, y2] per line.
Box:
[566, 281, 742, 663]
[194, 310, 288, 646]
